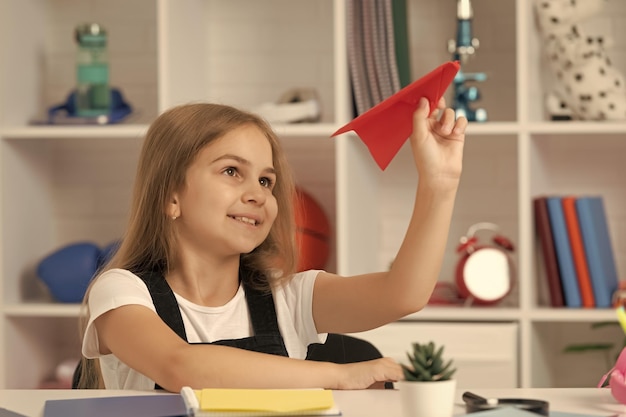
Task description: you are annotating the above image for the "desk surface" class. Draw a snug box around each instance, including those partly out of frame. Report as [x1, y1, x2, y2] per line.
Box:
[0, 388, 624, 417]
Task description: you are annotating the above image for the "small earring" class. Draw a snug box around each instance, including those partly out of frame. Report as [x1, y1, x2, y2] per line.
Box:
[171, 215, 178, 220]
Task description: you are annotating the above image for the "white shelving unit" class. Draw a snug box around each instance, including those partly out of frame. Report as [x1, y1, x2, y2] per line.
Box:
[1, 0, 625, 389]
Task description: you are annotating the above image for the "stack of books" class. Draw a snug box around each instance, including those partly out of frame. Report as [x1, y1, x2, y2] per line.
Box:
[533, 195, 619, 308]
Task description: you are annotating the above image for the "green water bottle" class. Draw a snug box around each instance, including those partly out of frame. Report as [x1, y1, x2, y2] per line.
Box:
[74, 23, 110, 117]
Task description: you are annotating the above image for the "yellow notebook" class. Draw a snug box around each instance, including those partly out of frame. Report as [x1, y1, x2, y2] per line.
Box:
[181, 387, 341, 417]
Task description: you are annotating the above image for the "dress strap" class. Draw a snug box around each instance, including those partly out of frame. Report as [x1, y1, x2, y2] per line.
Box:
[141, 268, 188, 341]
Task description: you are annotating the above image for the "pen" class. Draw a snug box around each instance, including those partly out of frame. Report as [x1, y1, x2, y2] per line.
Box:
[616, 306, 626, 334]
[180, 386, 199, 417]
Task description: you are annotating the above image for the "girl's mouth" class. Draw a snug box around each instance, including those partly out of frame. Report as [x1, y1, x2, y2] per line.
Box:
[229, 215, 258, 226]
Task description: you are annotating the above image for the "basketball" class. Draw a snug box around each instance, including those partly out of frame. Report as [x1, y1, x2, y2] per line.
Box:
[294, 188, 331, 271]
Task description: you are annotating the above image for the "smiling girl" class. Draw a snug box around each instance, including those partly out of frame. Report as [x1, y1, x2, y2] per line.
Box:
[77, 98, 467, 391]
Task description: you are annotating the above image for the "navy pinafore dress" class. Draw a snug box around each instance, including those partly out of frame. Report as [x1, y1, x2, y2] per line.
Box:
[138, 266, 288, 390]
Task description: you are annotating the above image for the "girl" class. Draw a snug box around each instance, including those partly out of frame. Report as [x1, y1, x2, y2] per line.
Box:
[78, 97, 467, 391]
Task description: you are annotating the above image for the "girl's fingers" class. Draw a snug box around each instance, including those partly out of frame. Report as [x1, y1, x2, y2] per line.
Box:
[453, 115, 469, 135]
[437, 108, 457, 135]
[413, 98, 431, 139]
[416, 97, 429, 116]
[415, 97, 467, 138]
[428, 97, 449, 121]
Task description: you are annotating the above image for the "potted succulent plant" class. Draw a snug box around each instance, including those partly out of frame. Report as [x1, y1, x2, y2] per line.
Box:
[397, 341, 458, 417]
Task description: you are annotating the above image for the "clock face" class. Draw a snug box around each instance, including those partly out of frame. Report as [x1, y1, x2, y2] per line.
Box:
[463, 248, 511, 302]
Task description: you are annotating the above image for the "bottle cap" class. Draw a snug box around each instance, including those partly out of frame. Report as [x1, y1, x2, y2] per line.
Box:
[75, 23, 107, 47]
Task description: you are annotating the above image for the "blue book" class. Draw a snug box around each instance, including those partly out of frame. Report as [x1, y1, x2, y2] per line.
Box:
[546, 197, 582, 307]
[575, 196, 619, 308]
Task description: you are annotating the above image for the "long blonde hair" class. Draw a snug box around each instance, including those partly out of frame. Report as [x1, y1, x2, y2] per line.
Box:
[76, 103, 297, 388]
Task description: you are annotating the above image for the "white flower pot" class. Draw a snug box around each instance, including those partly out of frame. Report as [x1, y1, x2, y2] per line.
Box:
[397, 379, 457, 417]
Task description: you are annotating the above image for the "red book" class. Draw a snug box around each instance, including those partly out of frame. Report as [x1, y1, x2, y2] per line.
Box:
[562, 196, 595, 308]
[533, 197, 564, 307]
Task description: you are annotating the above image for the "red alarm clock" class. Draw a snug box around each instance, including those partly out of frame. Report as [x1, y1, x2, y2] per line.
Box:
[455, 222, 515, 305]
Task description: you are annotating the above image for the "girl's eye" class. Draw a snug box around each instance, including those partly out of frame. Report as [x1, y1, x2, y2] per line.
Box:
[223, 167, 237, 177]
[260, 177, 275, 189]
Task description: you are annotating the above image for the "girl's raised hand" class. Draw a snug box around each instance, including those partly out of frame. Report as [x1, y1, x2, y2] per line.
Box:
[410, 97, 468, 190]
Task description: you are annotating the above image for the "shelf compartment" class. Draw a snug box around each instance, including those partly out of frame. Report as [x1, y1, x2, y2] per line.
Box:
[161, 0, 336, 121]
[278, 133, 337, 272]
[530, 321, 622, 388]
[1, 131, 338, 304]
[337, 133, 519, 304]
[0, 0, 158, 127]
[4, 317, 81, 388]
[351, 321, 519, 388]
[1, 137, 141, 304]
[529, 133, 626, 304]
[407, 0, 517, 122]
[526, 0, 626, 123]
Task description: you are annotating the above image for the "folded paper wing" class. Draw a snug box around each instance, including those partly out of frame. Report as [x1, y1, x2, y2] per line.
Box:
[331, 61, 460, 170]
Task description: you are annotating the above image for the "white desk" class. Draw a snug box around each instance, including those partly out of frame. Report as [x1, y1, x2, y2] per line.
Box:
[0, 388, 624, 417]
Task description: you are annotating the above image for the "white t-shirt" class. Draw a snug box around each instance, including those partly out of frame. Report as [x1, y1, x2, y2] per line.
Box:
[81, 268, 326, 390]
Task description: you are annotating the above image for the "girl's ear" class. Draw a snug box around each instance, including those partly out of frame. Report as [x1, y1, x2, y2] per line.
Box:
[167, 193, 181, 220]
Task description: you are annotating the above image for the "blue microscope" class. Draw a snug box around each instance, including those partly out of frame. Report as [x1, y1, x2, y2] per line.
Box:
[447, 0, 487, 122]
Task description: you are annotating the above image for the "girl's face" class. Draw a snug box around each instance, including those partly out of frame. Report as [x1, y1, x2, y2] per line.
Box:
[171, 124, 278, 259]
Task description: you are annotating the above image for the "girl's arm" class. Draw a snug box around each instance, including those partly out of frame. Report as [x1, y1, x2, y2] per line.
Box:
[312, 98, 468, 334]
[94, 304, 403, 391]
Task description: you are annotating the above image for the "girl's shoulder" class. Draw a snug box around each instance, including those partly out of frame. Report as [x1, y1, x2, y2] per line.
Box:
[99, 267, 139, 277]
[87, 268, 156, 315]
[291, 269, 323, 282]
[97, 268, 144, 283]
[90, 268, 149, 295]
[274, 269, 323, 294]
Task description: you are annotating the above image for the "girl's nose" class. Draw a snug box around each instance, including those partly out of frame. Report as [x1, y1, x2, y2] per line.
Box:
[242, 181, 267, 205]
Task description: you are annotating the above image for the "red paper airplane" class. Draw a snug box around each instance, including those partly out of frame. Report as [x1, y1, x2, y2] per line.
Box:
[331, 61, 460, 170]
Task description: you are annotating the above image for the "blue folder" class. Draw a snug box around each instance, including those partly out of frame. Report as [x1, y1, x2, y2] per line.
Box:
[43, 394, 188, 417]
